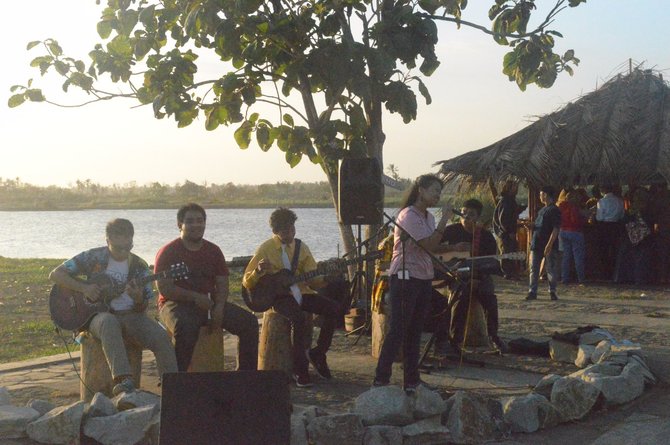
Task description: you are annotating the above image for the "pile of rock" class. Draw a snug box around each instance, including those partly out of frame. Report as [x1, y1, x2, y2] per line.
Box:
[0, 387, 160, 444]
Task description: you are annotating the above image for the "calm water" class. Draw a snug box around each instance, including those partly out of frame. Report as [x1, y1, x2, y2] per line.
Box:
[0, 208, 401, 263]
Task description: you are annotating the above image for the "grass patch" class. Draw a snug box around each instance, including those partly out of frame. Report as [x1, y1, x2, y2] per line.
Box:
[0, 257, 247, 363]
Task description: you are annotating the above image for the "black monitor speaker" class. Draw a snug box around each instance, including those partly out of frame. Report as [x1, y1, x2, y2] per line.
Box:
[159, 371, 290, 445]
[338, 158, 383, 225]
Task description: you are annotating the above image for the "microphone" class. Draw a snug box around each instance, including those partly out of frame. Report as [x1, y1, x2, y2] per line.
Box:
[451, 208, 465, 218]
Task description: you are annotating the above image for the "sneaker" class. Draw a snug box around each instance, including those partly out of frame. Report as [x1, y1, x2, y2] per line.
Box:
[550, 291, 559, 301]
[293, 372, 313, 388]
[308, 348, 332, 380]
[490, 336, 509, 354]
[112, 377, 135, 396]
[372, 378, 389, 388]
[404, 379, 436, 393]
[525, 292, 537, 301]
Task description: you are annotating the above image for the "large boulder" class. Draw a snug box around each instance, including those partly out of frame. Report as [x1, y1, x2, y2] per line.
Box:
[502, 393, 560, 433]
[290, 413, 308, 445]
[26, 399, 55, 417]
[87, 392, 117, 418]
[411, 386, 447, 420]
[445, 391, 503, 444]
[549, 339, 578, 363]
[550, 377, 600, 421]
[353, 386, 414, 426]
[363, 425, 403, 445]
[0, 388, 12, 406]
[26, 401, 87, 445]
[82, 405, 155, 445]
[0, 405, 40, 439]
[575, 344, 596, 368]
[306, 413, 365, 445]
[576, 361, 645, 405]
[533, 374, 561, 399]
[401, 416, 451, 445]
[112, 390, 161, 411]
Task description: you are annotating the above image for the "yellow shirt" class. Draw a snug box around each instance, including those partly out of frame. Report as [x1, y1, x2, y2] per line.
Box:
[242, 235, 324, 293]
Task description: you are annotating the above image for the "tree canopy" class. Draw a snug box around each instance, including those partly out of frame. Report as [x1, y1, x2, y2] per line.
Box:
[9, 0, 586, 254]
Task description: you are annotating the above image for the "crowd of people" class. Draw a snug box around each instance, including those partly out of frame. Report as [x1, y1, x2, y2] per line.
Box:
[48, 177, 669, 397]
[494, 181, 670, 290]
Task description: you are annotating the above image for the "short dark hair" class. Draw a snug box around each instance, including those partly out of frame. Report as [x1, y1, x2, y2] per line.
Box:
[462, 198, 483, 216]
[270, 207, 297, 233]
[177, 203, 206, 224]
[540, 186, 557, 200]
[106, 218, 134, 238]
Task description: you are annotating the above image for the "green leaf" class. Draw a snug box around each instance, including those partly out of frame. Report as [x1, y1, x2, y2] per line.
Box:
[417, 78, 432, 105]
[205, 107, 220, 131]
[8, 94, 26, 108]
[285, 151, 302, 168]
[25, 89, 45, 102]
[283, 113, 294, 127]
[47, 41, 62, 57]
[97, 20, 113, 39]
[234, 121, 253, 149]
[26, 41, 41, 50]
[10, 85, 22, 93]
[54, 61, 69, 76]
[256, 125, 272, 150]
[74, 60, 85, 72]
[563, 49, 575, 61]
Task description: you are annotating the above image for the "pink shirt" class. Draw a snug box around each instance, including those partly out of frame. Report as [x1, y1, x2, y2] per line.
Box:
[388, 206, 436, 280]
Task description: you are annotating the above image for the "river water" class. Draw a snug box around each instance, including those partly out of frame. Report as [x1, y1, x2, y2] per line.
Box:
[0, 208, 402, 263]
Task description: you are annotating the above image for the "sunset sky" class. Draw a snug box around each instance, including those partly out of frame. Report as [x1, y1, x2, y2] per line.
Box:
[2, 1, 669, 187]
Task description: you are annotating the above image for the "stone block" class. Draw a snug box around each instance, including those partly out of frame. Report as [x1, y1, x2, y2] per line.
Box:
[306, 413, 365, 445]
[353, 386, 414, 426]
[550, 377, 600, 421]
[26, 401, 86, 445]
[0, 405, 40, 439]
[549, 339, 578, 363]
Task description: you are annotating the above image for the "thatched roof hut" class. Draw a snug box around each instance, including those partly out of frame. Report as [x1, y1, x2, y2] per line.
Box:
[436, 69, 670, 189]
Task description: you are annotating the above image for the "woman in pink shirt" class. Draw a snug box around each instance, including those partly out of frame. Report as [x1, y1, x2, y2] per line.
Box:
[373, 174, 467, 391]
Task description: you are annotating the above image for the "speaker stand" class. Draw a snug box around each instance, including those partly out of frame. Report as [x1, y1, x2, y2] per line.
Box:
[345, 224, 371, 345]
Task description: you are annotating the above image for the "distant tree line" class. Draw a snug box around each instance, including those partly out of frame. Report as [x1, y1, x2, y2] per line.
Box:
[0, 177, 413, 211]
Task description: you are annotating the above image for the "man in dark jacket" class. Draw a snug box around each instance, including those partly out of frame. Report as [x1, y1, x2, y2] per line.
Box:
[493, 180, 526, 280]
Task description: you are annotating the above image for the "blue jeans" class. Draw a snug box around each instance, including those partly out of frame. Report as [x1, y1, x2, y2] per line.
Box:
[528, 250, 559, 296]
[559, 230, 586, 284]
[374, 275, 432, 386]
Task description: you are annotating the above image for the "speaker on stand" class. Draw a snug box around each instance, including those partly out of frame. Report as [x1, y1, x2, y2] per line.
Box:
[338, 158, 383, 341]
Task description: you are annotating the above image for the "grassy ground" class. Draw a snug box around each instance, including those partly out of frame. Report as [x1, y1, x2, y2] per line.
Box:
[0, 257, 246, 364]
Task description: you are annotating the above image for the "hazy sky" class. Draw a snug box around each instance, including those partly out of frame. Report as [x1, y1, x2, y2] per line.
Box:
[2, 1, 669, 187]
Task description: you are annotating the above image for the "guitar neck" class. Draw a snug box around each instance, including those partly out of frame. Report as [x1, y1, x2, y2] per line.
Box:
[289, 256, 364, 285]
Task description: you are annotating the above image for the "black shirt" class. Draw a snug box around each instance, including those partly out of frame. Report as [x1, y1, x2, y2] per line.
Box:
[530, 204, 561, 252]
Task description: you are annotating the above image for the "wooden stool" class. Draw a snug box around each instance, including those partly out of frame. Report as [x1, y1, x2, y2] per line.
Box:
[258, 308, 313, 375]
[79, 333, 143, 402]
[462, 299, 490, 347]
[167, 326, 225, 372]
[371, 302, 390, 359]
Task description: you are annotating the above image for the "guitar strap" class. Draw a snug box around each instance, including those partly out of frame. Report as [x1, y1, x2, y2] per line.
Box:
[290, 239, 302, 274]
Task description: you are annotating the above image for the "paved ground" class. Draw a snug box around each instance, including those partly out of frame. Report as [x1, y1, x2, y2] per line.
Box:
[1, 278, 669, 444]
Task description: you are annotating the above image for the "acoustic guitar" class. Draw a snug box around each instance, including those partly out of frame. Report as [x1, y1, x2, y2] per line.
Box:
[242, 252, 383, 312]
[49, 262, 189, 332]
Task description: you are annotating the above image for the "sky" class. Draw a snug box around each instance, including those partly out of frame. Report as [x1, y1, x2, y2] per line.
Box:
[1, 1, 669, 187]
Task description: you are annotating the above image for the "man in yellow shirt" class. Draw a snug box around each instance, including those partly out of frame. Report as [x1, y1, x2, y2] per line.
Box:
[243, 208, 342, 387]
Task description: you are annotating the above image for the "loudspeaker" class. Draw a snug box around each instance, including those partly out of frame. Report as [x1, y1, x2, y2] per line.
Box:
[338, 158, 383, 225]
[159, 371, 290, 445]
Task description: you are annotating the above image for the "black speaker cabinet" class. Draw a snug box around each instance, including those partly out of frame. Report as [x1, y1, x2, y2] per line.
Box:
[338, 157, 383, 225]
[159, 371, 290, 445]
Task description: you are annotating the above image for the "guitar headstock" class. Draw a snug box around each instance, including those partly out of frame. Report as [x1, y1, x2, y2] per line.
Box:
[168, 262, 189, 280]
